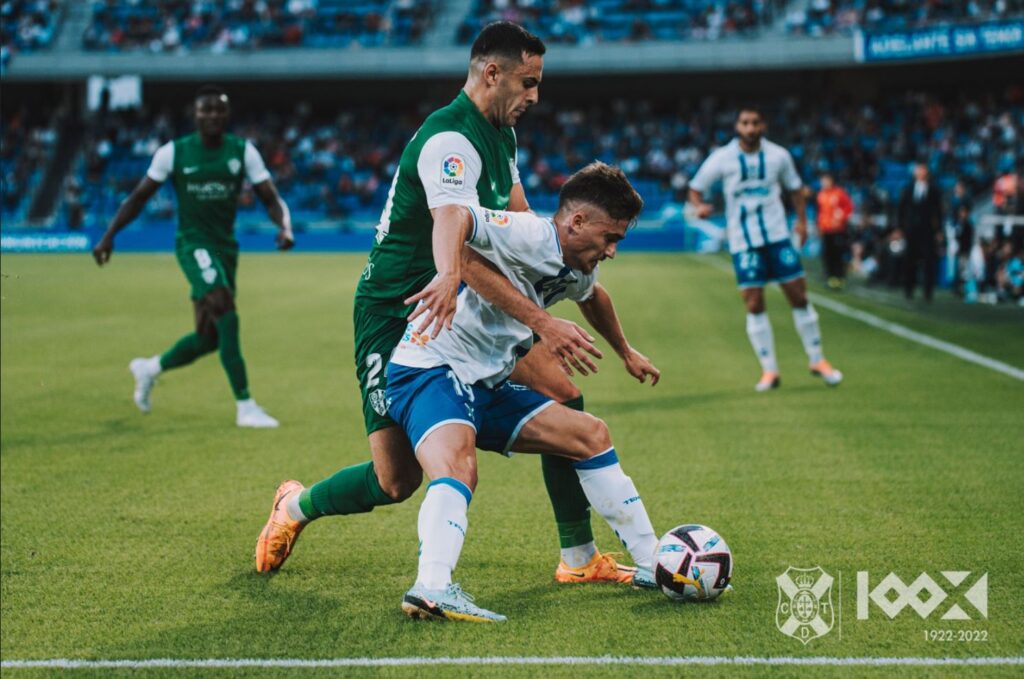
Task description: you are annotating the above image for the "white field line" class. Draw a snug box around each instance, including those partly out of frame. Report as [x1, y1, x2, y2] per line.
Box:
[806, 293, 1024, 381]
[698, 255, 1023, 381]
[2, 656, 1023, 669]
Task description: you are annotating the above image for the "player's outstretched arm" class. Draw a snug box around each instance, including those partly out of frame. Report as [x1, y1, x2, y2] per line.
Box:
[461, 248, 602, 376]
[92, 176, 162, 266]
[578, 283, 660, 386]
[404, 204, 473, 338]
[253, 179, 294, 250]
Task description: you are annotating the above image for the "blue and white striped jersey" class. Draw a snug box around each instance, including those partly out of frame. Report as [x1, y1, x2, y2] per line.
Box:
[690, 138, 803, 254]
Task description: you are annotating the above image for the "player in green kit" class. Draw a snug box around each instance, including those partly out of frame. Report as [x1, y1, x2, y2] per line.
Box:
[93, 85, 294, 428]
[257, 23, 649, 584]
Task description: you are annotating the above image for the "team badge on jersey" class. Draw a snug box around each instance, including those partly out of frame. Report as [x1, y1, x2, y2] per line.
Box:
[227, 158, 241, 175]
[369, 389, 388, 416]
[483, 209, 510, 227]
[441, 154, 465, 188]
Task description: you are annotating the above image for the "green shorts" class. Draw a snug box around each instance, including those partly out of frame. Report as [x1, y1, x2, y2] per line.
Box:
[353, 304, 408, 435]
[175, 244, 238, 300]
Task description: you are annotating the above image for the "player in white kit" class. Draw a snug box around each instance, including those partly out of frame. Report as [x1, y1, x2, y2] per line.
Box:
[386, 162, 663, 622]
[689, 105, 842, 392]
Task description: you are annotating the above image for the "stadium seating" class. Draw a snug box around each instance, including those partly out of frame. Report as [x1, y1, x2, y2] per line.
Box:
[458, 0, 780, 45]
[0, 108, 57, 226]
[81, 0, 436, 52]
[785, 0, 1024, 36]
[0, 0, 60, 66]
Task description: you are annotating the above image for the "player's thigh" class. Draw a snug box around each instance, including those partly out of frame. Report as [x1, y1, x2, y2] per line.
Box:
[176, 244, 235, 301]
[385, 364, 480, 456]
[508, 342, 580, 402]
[510, 402, 611, 460]
[475, 381, 554, 455]
[352, 306, 407, 435]
[768, 241, 806, 292]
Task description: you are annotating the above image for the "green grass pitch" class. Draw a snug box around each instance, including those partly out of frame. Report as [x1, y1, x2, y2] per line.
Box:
[1, 253, 1022, 677]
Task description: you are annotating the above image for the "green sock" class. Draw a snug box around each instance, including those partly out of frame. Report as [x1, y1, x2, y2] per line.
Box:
[304, 461, 396, 518]
[214, 311, 250, 400]
[542, 394, 595, 549]
[159, 332, 217, 371]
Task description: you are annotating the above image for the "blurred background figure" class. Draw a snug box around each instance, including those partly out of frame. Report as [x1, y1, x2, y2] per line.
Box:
[898, 162, 944, 302]
[815, 172, 853, 290]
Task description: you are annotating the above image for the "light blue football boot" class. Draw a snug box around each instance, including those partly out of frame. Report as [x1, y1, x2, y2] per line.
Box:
[632, 566, 658, 590]
[401, 583, 507, 623]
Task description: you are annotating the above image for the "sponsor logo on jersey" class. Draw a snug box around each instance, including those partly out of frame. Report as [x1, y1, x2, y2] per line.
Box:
[483, 209, 510, 227]
[441, 154, 465, 188]
[186, 181, 234, 200]
[183, 166, 200, 175]
[227, 158, 242, 175]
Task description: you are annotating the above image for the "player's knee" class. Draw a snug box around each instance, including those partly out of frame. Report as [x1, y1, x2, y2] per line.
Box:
[744, 292, 766, 314]
[572, 413, 612, 458]
[202, 287, 235, 320]
[379, 468, 422, 502]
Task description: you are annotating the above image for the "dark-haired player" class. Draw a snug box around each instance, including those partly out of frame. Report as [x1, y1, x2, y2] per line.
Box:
[257, 24, 644, 584]
[389, 162, 659, 621]
[93, 85, 294, 427]
[689, 105, 842, 392]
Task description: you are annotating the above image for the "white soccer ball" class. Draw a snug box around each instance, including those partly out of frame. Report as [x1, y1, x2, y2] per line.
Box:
[654, 524, 733, 602]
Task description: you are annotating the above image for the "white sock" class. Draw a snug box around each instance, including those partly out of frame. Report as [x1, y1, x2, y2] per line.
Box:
[792, 304, 824, 365]
[147, 355, 163, 375]
[574, 449, 657, 571]
[416, 478, 471, 591]
[236, 398, 255, 409]
[746, 312, 778, 373]
[561, 541, 598, 569]
[285, 491, 309, 523]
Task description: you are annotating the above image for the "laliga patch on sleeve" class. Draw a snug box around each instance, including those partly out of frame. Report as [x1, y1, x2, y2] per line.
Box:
[440, 154, 466, 189]
[483, 209, 511, 227]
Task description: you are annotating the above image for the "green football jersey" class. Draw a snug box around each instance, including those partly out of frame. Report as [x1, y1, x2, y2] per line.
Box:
[168, 132, 248, 250]
[354, 90, 519, 317]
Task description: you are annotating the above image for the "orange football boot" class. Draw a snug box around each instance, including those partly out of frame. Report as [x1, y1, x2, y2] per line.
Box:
[755, 371, 781, 392]
[255, 480, 305, 572]
[810, 359, 843, 386]
[555, 551, 637, 584]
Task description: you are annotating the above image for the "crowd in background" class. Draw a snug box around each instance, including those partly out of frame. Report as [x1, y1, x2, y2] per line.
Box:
[0, 105, 58, 222]
[786, 0, 1024, 37]
[82, 0, 435, 52]
[19, 85, 1006, 304]
[0, 0, 60, 67]
[458, 0, 780, 44]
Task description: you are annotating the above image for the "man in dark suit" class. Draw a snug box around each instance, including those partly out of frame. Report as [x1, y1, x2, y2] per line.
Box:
[898, 162, 944, 301]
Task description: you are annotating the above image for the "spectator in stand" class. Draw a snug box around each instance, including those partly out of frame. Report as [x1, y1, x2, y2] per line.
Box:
[993, 166, 1019, 215]
[952, 203, 975, 297]
[998, 247, 1024, 304]
[897, 162, 944, 302]
[815, 172, 854, 289]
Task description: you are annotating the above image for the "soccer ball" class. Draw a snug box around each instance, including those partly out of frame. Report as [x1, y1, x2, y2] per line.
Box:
[654, 524, 733, 601]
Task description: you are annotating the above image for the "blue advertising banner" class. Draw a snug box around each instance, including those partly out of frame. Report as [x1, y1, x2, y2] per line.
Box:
[855, 19, 1024, 62]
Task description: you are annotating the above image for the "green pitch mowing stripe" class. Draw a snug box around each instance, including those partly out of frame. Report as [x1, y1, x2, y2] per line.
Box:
[3, 656, 1023, 669]
[2, 254, 1022, 672]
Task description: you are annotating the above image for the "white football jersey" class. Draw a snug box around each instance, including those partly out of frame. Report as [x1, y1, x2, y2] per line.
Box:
[690, 138, 803, 253]
[390, 206, 596, 387]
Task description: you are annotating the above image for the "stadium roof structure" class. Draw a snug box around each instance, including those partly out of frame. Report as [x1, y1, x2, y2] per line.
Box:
[2, 36, 858, 81]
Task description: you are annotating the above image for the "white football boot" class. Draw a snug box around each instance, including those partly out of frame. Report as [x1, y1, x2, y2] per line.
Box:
[236, 399, 280, 428]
